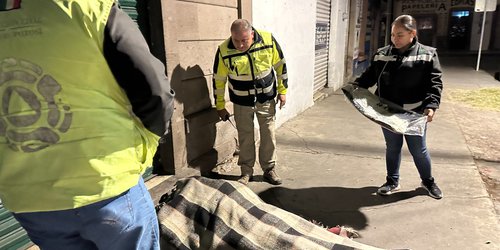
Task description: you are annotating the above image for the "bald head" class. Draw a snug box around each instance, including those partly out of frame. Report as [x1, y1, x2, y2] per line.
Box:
[231, 19, 252, 34]
[230, 19, 254, 51]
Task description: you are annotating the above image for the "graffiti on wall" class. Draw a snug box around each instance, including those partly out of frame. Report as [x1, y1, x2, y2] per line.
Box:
[315, 22, 329, 51]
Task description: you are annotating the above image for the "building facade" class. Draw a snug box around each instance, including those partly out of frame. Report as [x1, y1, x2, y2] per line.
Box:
[393, 0, 500, 51]
[155, 0, 354, 176]
[350, 0, 500, 78]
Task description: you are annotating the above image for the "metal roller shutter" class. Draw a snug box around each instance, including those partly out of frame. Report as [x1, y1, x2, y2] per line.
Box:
[314, 0, 331, 93]
[0, 201, 32, 250]
[119, 0, 139, 21]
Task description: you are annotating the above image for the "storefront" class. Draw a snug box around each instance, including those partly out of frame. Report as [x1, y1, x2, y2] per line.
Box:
[393, 0, 499, 51]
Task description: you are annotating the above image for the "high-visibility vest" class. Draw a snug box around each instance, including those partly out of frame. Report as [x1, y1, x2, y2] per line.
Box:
[213, 30, 288, 109]
[0, 0, 159, 212]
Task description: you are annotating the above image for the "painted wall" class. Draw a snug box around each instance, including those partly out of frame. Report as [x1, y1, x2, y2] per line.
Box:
[160, 0, 241, 172]
[252, 0, 316, 127]
[328, 1, 351, 90]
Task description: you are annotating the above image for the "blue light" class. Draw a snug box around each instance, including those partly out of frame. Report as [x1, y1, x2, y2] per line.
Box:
[452, 11, 470, 18]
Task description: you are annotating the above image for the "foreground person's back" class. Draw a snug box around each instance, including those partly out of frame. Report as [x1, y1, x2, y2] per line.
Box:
[0, 1, 174, 248]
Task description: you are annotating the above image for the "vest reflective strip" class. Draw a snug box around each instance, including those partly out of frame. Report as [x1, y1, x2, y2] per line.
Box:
[278, 73, 288, 80]
[374, 54, 396, 62]
[403, 54, 433, 62]
[213, 74, 227, 81]
[228, 83, 274, 96]
[403, 101, 423, 110]
[228, 68, 272, 81]
[273, 58, 286, 69]
[215, 89, 225, 95]
[374, 54, 433, 62]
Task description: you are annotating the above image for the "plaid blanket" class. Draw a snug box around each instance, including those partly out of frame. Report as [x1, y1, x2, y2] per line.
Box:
[157, 177, 384, 250]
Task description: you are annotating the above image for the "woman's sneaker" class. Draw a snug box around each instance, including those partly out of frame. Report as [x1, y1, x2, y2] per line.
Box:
[377, 182, 401, 196]
[421, 181, 443, 199]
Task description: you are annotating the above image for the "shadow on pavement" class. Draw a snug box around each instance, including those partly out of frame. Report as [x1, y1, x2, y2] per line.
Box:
[200, 172, 240, 181]
[257, 186, 428, 230]
[201, 168, 433, 232]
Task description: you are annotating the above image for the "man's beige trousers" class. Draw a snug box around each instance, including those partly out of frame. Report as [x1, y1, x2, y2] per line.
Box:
[234, 100, 277, 176]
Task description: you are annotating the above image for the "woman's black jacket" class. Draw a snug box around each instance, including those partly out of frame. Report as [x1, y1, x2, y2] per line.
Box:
[355, 40, 443, 113]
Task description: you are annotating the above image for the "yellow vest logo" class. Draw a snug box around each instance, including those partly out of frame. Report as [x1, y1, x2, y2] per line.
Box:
[0, 58, 72, 152]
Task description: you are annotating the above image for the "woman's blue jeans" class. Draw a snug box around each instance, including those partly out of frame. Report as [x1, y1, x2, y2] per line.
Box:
[382, 127, 432, 183]
[13, 177, 159, 250]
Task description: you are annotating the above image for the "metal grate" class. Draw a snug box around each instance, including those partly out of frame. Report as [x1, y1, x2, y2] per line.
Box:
[119, 0, 139, 21]
[314, 0, 331, 93]
[0, 202, 32, 250]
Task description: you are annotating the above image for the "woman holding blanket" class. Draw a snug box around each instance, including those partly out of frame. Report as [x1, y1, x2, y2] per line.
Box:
[354, 15, 443, 199]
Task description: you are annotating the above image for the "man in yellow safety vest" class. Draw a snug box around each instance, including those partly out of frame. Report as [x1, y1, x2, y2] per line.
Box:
[213, 19, 288, 185]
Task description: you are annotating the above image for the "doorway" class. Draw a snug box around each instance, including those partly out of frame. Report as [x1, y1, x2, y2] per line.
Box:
[448, 9, 472, 50]
[414, 15, 436, 47]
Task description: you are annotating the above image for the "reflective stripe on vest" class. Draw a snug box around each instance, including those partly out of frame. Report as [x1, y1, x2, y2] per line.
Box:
[374, 54, 433, 63]
[403, 101, 423, 110]
[228, 82, 274, 97]
[273, 58, 286, 70]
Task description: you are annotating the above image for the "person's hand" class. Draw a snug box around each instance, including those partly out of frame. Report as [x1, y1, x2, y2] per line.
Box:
[277, 94, 286, 109]
[217, 108, 230, 121]
[424, 108, 435, 122]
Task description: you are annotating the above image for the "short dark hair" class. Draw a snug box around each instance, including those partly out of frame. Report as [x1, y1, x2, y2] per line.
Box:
[392, 15, 417, 32]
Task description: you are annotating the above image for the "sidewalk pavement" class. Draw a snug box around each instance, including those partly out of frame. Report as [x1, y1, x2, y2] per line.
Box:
[235, 55, 500, 250]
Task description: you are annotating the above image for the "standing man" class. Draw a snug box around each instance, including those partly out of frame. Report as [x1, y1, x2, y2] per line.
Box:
[0, 1, 174, 249]
[213, 19, 288, 185]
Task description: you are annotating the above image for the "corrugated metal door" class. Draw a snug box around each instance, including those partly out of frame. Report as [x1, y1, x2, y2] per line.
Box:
[0, 201, 31, 250]
[119, 0, 139, 21]
[314, 0, 331, 93]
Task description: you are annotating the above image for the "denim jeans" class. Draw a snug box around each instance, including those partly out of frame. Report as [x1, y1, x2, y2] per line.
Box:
[13, 177, 159, 250]
[382, 127, 432, 183]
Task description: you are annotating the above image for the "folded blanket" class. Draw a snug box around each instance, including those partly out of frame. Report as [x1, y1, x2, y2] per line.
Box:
[157, 177, 384, 250]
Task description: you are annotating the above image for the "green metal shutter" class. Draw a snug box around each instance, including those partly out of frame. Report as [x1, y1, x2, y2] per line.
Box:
[0, 201, 32, 250]
[119, 0, 139, 21]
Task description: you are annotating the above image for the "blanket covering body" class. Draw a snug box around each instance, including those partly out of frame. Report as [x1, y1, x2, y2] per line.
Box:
[157, 177, 384, 250]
